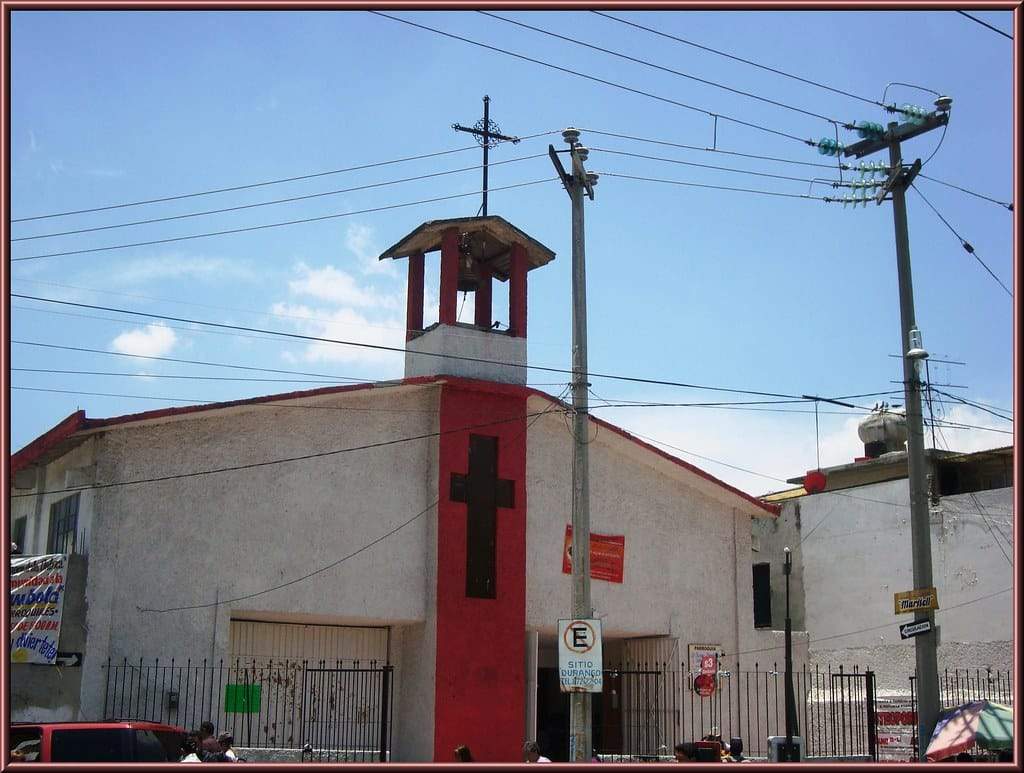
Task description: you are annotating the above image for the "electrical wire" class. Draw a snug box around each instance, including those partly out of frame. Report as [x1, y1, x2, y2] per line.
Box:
[10, 338, 568, 391]
[369, 11, 816, 146]
[932, 389, 1013, 423]
[910, 184, 1013, 298]
[136, 388, 571, 613]
[10, 178, 558, 262]
[581, 128, 849, 170]
[590, 147, 828, 184]
[479, 11, 846, 126]
[11, 131, 559, 223]
[917, 173, 1013, 211]
[595, 171, 826, 201]
[956, 10, 1013, 40]
[11, 405, 561, 500]
[13, 152, 549, 242]
[969, 494, 1013, 567]
[590, 11, 887, 111]
[8, 294, 825, 400]
[12, 368, 357, 385]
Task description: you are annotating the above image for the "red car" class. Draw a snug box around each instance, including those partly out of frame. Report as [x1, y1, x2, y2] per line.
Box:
[10, 720, 186, 763]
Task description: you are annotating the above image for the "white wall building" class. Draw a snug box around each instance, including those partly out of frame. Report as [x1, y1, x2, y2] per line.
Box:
[11, 215, 808, 762]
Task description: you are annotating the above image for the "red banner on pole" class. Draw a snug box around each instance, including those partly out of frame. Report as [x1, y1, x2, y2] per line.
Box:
[562, 525, 625, 584]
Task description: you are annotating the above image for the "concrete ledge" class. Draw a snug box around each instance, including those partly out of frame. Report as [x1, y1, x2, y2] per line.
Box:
[237, 747, 388, 763]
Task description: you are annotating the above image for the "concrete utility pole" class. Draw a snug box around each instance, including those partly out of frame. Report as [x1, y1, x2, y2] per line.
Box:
[844, 98, 951, 760]
[550, 127, 597, 762]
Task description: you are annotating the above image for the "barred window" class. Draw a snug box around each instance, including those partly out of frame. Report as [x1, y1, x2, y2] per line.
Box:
[47, 493, 80, 555]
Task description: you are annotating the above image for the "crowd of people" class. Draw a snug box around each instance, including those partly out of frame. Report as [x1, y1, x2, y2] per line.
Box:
[673, 732, 749, 763]
[180, 722, 243, 763]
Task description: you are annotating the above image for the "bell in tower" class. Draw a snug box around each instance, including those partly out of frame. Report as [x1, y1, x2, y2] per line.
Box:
[378, 215, 556, 385]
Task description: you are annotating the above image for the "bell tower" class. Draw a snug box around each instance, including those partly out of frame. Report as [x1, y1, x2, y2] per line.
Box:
[378, 215, 556, 384]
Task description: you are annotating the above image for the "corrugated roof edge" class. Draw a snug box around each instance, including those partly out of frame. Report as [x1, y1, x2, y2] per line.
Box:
[10, 374, 778, 517]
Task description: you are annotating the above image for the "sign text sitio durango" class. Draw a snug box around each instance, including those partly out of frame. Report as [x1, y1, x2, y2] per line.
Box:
[558, 619, 603, 693]
[893, 587, 938, 615]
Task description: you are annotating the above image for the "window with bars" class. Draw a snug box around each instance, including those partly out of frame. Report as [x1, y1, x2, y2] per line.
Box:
[13, 516, 27, 554]
[47, 493, 80, 555]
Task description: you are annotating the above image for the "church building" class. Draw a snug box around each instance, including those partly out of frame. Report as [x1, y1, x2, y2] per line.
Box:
[10, 215, 795, 762]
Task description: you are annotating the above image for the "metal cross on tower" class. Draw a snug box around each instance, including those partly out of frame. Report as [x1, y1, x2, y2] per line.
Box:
[452, 95, 520, 217]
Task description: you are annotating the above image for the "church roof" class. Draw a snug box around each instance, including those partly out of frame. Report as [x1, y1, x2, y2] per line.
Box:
[11, 375, 778, 517]
[378, 215, 556, 281]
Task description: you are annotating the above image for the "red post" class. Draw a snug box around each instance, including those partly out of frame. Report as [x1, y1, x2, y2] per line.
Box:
[509, 242, 527, 338]
[474, 262, 492, 329]
[406, 252, 425, 341]
[439, 228, 459, 325]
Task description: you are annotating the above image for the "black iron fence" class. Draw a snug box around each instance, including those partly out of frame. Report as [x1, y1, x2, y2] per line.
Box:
[596, 661, 876, 761]
[901, 668, 1014, 760]
[102, 657, 393, 761]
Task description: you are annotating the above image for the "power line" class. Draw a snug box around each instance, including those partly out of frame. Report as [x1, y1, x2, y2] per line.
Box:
[370, 11, 816, 146]
[932, 388, 1013, 423]
[910, 184, 1012, 298]
[11, 131, 558, 223]
[583, 126, 1011, 210]
[13, 152, 548, 242]
[969, 494, 1013, 567]
[595, 171, 826, 201]
[956, 10, 1013, 40]
[11, 178, 558, 262]
[11, 405, 561, 500]
[8, 294, 823, 400]
[479, 11, 846, 126]
[137, 393, 567, 613]
[7, 338, 559, 389]
[590, 11, 887, 110]
[917, 173, 1013, 211]
[582, 128, 850, 170]
[590, 147, 828, 185]
[13, 368, 361, 385]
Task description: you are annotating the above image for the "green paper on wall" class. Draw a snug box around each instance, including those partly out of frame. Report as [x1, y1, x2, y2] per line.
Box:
[224, 683, 261, 713]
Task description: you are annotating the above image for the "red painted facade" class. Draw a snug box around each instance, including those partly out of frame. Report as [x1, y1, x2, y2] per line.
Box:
[439, 227, 459, 325]
[509, 242, 528, 338]
[433, 381, 528, 762]
[406, 252, 425, 341]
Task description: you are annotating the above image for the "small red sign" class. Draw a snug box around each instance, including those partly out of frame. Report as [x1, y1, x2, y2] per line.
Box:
[562, 526, 625, 583]
[693, 673, 716, 697]
[700, 655, 717, 674]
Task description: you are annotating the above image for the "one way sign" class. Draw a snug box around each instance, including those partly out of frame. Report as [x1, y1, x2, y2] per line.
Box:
[56, 652, 82, 667]
[899, 620, 932, 640]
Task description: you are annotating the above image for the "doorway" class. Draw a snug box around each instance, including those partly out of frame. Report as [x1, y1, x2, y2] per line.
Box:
[535, 668, 621, 761]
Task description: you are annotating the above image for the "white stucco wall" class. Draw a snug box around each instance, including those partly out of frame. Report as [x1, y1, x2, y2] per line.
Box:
[524, 400, 792, 663]
[405, 324, 527, 384]
[770, 480, 1013, 686]
[63, 384, 441, 736]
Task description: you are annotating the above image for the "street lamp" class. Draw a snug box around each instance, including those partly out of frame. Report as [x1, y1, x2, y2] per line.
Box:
[783, 546, 799, 761]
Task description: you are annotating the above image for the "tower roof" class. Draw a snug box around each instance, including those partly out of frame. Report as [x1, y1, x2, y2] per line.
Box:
[378, 215, 555, 281]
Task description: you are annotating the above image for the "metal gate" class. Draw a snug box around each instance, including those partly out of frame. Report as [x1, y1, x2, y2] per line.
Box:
[102, 657, 393, 761]
[826, 669, 877, 760]
[302, 665, 392, 762]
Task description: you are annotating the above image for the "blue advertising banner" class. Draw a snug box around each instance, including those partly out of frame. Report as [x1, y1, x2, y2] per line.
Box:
[10, 554, 67, 665]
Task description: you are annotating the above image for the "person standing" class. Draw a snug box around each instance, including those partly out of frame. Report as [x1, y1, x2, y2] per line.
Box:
[523, 741, 551, 763]
[180, 733, 203, 763]
[218, 733, 239, 762]
[198, 721, 221, 757]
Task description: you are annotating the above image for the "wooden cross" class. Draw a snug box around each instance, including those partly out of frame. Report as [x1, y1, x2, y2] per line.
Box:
[450, 434, 515, 599]
[452, 95, 520, 217]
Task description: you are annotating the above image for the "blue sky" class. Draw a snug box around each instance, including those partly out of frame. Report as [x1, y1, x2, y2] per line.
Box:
[9, 9, 1014, 495]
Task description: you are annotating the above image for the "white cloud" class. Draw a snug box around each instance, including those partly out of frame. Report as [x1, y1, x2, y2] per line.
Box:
[49, 159, 64, 175]
[288, 262, 400, 310]
[109, 254, 255, 285]
[346, 223, 396, 276]
[271, 302, 405, 369]
[111, 324, 177, 358]
[29, 130, 38, 153]
[86, 168, 126, 178]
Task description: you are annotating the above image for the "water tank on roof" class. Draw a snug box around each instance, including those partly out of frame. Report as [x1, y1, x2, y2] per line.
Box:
[857, 406, 908, 458]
